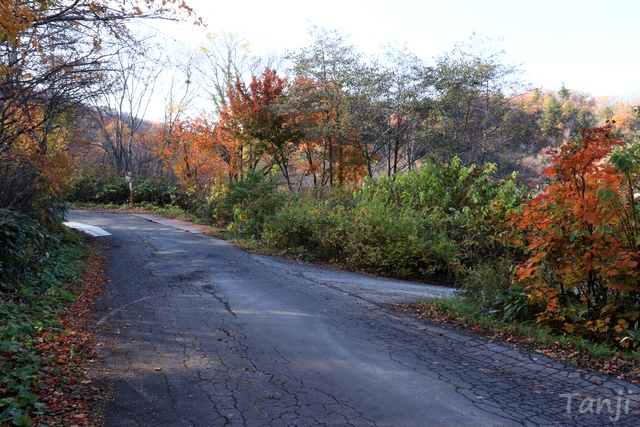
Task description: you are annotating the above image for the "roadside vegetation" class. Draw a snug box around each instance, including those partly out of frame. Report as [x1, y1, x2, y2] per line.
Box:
[0, 211, 108, 426]
[206, 123, 640, 351]
[4, 0, 640, 424]
[0, 1, 196, 425]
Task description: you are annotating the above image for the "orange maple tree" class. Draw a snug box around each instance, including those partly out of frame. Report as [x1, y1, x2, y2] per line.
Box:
[218, 68, 305, 189]
[216, 75, 267, 181]
[287, 76, 368, 187]
[158, 114, 224, 197]
[513, 124, 640, 344]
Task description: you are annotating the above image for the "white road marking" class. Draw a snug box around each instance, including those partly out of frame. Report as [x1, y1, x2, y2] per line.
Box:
[64, 221, 112, 236]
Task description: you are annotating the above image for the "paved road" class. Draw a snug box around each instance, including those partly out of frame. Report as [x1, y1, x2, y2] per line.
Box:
[68, 211, 640, 426]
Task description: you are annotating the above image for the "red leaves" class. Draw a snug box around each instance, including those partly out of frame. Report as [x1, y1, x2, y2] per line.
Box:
[30, 238, 110, 427]
[512, 125, 640, 344]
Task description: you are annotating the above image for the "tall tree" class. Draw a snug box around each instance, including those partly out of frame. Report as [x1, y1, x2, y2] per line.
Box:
[196, 31, 270, 116]
[0, 0, 196, 152]
[341, 61, 390, 179]
[155, 47, 198, 177]
[423, 33, 526, 166]
[0, 1, 189, 224]
[287, 26, 365, 186]
[541, 94, 563, 142]
[239, 69, 303, 190]
[160, 113, 221, 197]
[379, 44, 430, 175]
[89, 43, 162, 176]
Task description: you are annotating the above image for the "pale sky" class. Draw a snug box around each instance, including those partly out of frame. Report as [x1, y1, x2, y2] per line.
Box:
[151, 0, 640, 98]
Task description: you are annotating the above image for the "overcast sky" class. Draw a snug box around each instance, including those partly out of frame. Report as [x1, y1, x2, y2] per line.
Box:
[149, 0, 640, 99]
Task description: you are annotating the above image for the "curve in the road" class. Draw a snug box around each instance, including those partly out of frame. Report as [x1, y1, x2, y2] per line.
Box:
[68, 210, 640, 427]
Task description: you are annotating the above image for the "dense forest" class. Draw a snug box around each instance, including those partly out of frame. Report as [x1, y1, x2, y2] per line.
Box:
[3, 1, 640, 422]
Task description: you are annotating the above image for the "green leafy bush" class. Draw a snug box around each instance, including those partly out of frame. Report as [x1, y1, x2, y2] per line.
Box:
[67, 168, 129, 205]
[210, 172, 286, 238]
[0, 210, 48, 290]
[345, 158, 523, 282]
[1, 233, 84, 425]
[242, 158, 523, 285]
[68, 168, 188, 208]
[262, 195, 350, 261]
[340, 201, 454, 278]
[133, 176, 184, 206]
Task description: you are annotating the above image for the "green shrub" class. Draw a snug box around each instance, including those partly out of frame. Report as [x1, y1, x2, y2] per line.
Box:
[68, 168, 188, 208]
[455, 258, 516, 307]
[67, 168, 129, 205]
[0, 210, 47, 290]
[210, 172, 286, 238]
[340, 202, 453, 278]
[345, 158, 523, 282]
[133, 176, 184, 206]
[0, 232, 85, 424]
[490, 284, 537, 322]
[262, 196, 350, 261]
[245, 158, 524, 286]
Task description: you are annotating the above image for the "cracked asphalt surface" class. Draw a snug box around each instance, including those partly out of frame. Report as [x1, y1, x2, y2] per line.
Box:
[68, 211, 640, 426]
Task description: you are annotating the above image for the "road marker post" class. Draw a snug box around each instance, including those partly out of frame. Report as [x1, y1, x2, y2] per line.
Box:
[124, 171, 133, 206]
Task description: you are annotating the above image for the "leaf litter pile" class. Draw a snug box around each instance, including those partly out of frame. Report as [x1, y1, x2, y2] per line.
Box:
[392, 301, 640, 384]
[29, 237, 109, 427]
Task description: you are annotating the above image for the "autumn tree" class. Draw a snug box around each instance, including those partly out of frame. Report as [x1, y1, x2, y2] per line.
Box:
[596, 97, 640, 135]
[228, 69, 303, 190]
[287, 26, 367, 186]
[0, 1, 196, 151]
[540, 88, 597, 145]
[159, 113, 222, 197]
[514, 124, 640, 344]
[89, 43, 162, 177]
[157, 48, 199, 173]
[196, 31, 271, 116]
[216, 83, 264, 180]
[0, 0, 197, 220]
[423, 34, 526, 167]
[0, 1, 103, 223]
[284, 76, 326, 186]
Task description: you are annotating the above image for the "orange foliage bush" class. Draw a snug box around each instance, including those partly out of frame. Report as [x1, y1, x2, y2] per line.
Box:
[513, 124, 640, 345]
